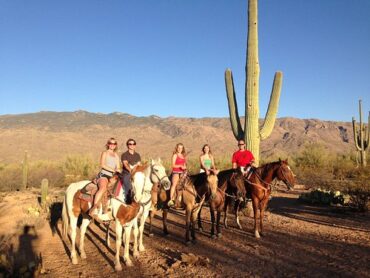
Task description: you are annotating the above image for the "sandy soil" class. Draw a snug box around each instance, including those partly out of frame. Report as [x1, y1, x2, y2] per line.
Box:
[0, 188, 369, 277]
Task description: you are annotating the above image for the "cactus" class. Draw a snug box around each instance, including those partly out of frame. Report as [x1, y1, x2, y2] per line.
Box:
[352, 99, 369, 167]
[41, 178, 49, 207]
[225, 0, 282, 165]
[22, 151, 28, 190]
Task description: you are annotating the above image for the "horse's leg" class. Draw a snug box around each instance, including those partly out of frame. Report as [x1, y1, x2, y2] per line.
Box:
[123, 225, 133, 267]
[259, 197, 269, 237]
[252, 197, 260, 238]
[70, 215, 79, 264]
[223, 197, 229, 229]
[138, 209, 149, 252]
[106, 221, 112, 249]
[132, 219, 139, 258]
[148, 210, 154, 237]
[185, 207, 191, 245]
[216, 210, 222, 238]
[197, 205, 203, 232]
[163, 209, 169, 235]
[191, 214, 197, 243]
[114, 221, 123, 271]
[210, 209, 216, 239]
[79, 217, 91, 259]
[235, 200, 242, 230]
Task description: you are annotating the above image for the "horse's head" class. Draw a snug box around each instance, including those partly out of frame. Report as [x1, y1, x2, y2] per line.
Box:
[150, 158, 171, 191]
[230, 169, 246, 201]
[131, 164, 148, 202]
[276, 159, 296, 190]
[206, 173, 218, 197]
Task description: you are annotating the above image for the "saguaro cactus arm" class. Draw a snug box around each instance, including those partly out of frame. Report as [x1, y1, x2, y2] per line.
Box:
[352, 117, 362, 151]
[225, 69, 244, 140]
[260, 71, 283, 140]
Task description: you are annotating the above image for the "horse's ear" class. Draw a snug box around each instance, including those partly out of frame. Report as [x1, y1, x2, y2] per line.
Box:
[150, 158, 154, 165]
[278, 158, 282, 163]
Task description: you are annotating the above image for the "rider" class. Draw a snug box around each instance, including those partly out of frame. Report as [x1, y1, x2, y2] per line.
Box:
[121, 138, 141, 203]
[199, 144, 218, 175]
[90, 138, 121, 216]
[168, 143, 187, 207]
[232, 139, 255, 177]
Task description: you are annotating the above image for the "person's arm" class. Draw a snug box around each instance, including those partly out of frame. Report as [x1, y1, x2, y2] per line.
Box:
[232, 152, 238, 169]
[115, 154, 122, 172]
[122, 160, 131, 173]
[210, 155, 216, 169]
[171, 154, 177, 168]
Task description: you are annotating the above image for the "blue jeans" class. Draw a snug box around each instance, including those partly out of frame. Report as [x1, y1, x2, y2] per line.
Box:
[122, 174, 132, 202]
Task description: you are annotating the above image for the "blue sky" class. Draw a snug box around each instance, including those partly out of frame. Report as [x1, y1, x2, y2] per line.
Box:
[0, 0, 369, 122]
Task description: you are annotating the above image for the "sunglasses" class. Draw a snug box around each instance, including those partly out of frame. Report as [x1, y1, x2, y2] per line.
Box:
[128, 142, 136, 146]
[238, 143, 245, 146]
[109, 142, 117, 145]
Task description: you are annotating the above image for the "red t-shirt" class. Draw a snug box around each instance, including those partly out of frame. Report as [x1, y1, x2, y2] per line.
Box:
[232, 150, 255, 167]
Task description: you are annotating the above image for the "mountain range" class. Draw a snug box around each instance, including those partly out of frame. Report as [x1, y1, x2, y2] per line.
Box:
[0, 111, 355, 164]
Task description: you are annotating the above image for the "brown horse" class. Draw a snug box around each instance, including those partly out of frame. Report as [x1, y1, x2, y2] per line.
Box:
[197, 169, 246, 238]
[224, 159, 295, 238]
[149, 171, 218, 245]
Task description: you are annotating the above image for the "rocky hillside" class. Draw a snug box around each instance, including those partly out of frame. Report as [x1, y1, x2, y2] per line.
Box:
[0, 111, 355, 163]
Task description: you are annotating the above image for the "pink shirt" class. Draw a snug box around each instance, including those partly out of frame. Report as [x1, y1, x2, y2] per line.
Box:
[172, 155, 186, 173]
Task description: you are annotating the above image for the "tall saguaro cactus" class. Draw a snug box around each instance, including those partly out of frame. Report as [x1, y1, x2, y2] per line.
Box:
[225, 0, 283, 165]
[352, 100, 369, 167]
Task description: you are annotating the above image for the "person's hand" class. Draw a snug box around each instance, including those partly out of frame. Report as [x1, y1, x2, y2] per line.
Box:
[181, 165, 187, 170]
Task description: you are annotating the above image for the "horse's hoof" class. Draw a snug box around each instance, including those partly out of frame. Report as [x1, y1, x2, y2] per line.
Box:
[185, 240, 191, 246]
[224, 225, 228, 229]
[71, 257, 78, 265]
[149, 233, 154, 237]
[115, 264, 122, 271]
[80, 252, 87, 259]
[198, 227, 203, 232]
[192, 239, 197, 244]
[139, 245, 145, 252]
[217, 233, 222, 239]
[163, 231, 169, 237]
[133, 251, 140, 259]
[211, 234, 217, 239]
[255, 231, 261, 239]
[125, 259, 133, 267]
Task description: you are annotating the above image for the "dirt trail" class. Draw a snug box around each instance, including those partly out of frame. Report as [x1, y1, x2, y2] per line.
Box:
[1, 189, 369, 277]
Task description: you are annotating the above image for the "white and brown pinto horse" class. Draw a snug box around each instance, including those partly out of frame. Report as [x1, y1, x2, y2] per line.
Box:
[62, 158, 170, 271]
[124, 159, 171, 254]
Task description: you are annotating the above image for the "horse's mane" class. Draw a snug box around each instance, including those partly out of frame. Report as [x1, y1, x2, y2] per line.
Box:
[131, 163, 149, 177]
[256, 160, 282, 176]
[189, 172, 208, 188]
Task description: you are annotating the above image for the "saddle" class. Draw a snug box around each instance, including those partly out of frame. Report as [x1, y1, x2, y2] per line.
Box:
[78, 182, 98, 203]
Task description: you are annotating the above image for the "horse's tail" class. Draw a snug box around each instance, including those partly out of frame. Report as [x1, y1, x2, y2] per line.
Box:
[62, 192, 69, 238]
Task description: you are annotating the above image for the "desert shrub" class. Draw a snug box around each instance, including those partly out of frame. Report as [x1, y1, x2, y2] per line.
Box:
[0, 163, 22, 191]
[28, 161, 65, 188]
[62, 154, 98, 180]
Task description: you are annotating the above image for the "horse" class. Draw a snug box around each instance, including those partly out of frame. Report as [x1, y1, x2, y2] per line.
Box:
[108, 158, 171, 255]
[224, 159, 295, 238]
[62, 158, 170, 271]
[61, 173, 139, 270]
[148, 171, 219, 245]
[197, 169, 246, 239]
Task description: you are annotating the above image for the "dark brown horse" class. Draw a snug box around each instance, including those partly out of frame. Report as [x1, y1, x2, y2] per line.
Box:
[224, 159, 295, 238]
[149, 171, 218, 245]
[197, 169, 246, 238]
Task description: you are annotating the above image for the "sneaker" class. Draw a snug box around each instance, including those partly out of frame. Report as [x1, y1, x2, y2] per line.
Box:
[168, 199, 175, 207]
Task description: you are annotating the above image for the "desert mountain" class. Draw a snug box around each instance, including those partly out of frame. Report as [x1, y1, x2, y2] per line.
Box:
[0, 111, 354, 164]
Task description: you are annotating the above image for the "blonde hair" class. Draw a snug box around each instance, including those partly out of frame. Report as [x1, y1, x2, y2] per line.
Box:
[105, 137, 118, 152]
[173, 143, 186, 156]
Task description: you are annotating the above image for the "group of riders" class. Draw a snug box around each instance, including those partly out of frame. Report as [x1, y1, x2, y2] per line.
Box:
[89, 137, 255, 217]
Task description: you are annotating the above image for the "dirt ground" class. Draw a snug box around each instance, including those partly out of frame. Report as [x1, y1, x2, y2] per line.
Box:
[0, 188, 369, 278]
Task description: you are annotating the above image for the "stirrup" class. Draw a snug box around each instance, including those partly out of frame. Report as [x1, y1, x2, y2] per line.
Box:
[168, 199, 175, 207]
